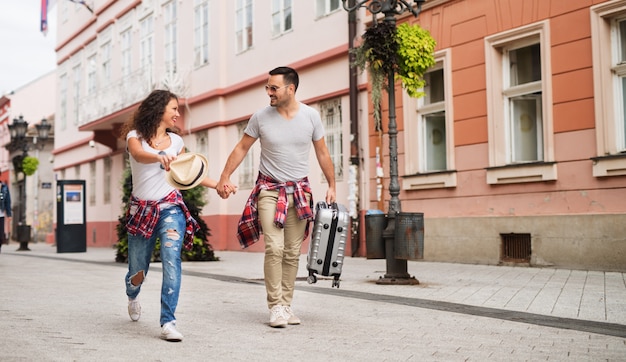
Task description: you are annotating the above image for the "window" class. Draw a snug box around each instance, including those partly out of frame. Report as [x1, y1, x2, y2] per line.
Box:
[194, 0, 210, 67]
[61, 0, 68, 23]
[617, 19, 626, 151]
[140, 15, 154, 70]
[272, 0, 292, 36]
[403, 49, 456, 190]
[120, 28, 132, 77]
[485, 21, 556, 184]
[590, 1, 626, 177]
[235, 0, 253, 52]
[195, 132, 208, 156]
[89, 161, 96, 206]
[87, 53, 97, 96]
[421, 66, 447, 171]
[59, 73, 67, 130]
[72, 64, 81, 125]
[163, 1, 178, 74]
[316, 0, 340, 18]
[319, 99, 343, 180]
[505, 43, 543, 163]
[104, 157, 111, 204]
[238, 122, 255, 188]
[101, 41, 111, 86]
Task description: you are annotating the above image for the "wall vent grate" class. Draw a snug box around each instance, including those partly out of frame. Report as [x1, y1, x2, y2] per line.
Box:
[500, 233, 531, 263]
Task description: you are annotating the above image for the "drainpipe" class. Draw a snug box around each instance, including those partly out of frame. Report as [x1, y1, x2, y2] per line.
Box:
[348, 0, 361, 256]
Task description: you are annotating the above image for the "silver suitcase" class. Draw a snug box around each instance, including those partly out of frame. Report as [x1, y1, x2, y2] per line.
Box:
[306, 202, 349, 288]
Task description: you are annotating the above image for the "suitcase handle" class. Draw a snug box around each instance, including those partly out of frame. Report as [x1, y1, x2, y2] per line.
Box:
[316, 201, 338, 210]
[315, 201, 341, 220]
[316, 202, 341, 221]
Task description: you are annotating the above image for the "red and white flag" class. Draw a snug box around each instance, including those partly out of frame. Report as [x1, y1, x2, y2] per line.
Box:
[40, 0, 49, 35]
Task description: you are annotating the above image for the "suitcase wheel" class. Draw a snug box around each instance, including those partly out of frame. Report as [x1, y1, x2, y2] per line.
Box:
[307, 275, 317, 284]
[332, 279, 340, 288]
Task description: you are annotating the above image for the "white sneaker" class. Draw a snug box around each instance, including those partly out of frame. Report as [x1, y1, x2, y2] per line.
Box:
[269, 305, 287, 328]
[160, 321, 183, 342]
[128, 299, 141, 321]
[283, 306, 301, 325]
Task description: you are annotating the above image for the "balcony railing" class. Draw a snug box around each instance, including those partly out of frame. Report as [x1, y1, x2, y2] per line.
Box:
[78, 66, 191, 126]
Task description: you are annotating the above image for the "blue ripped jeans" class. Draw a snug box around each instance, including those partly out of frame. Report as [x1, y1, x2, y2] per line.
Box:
[125, 205, 185, 326]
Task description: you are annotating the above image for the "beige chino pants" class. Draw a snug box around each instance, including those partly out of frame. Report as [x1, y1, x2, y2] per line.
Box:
[257, 189, 309, 309]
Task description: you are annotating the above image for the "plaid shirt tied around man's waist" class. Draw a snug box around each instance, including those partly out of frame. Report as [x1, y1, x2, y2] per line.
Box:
[237, 173, 314, 248]
[126, 190, 199, 251]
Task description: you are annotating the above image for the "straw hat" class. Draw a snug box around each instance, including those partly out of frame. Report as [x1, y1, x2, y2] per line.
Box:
[165, 153, 208, 190]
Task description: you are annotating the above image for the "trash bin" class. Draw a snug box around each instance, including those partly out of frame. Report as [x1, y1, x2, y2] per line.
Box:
[394, 212, 424, 260]
[365, 210, 387, 259]
[17, 224, 31, 242]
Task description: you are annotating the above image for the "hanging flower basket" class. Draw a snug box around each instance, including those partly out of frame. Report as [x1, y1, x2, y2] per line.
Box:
[22, 156, 39, 176]
[352, 21, 437, 129]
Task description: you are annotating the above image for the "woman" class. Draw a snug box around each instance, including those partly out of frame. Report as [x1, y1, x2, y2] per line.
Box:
[120, 89, 218, 342]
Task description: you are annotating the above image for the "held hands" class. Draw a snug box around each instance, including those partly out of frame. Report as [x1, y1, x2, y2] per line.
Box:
[216, 178, 237, 199]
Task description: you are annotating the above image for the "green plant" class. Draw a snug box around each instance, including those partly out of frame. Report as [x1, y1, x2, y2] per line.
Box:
[22, 156, 39, 176]
[114, 162, 218, 263]
[396, 23, 437, 98]
[352, 21, 436, 129]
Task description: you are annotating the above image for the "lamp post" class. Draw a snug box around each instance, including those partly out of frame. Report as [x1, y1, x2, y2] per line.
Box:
[342, 0, 424, 284]
[7, 115, 51, 251]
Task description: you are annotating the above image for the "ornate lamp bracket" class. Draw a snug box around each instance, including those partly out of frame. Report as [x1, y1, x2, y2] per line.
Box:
[342, 0, 425, 20]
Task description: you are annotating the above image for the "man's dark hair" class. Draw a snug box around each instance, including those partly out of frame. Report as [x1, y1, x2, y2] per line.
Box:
[269, 66, 299, 91]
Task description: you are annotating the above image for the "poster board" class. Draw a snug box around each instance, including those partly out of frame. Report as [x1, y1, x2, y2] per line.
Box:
[56, 180, 86, 253]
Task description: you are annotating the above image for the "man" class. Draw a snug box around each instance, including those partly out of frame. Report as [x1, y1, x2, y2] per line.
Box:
[217, 66, 336, 328]
[0, 181, 12, 253]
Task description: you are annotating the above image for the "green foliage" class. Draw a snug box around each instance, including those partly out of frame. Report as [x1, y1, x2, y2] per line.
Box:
[22, 156, 39, 176]
[396, 23, 437, 98]
[351, 21, 436, 129]
[114, 162, 218, 263]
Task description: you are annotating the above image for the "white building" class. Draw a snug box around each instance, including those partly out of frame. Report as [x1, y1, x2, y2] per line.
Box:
[53, 0, 369, 252]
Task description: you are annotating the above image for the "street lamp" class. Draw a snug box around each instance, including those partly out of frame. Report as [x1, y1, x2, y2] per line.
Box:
[343, 0, 424, 284]
[7, 115, 51, 251]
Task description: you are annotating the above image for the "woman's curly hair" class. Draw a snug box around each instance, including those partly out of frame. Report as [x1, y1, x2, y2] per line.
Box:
[120, 89, 179, 143]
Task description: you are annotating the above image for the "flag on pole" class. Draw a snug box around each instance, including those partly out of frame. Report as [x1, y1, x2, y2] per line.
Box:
[40, 0, 49, 35]
[69, 0, 94, 14]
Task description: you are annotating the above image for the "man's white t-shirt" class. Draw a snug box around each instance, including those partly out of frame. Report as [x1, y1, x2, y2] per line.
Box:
[245, 103, 325, 182]
[126, 130, 184, 201]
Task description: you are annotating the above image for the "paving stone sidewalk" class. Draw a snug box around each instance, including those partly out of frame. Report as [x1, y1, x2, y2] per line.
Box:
[1, 242, 625, 361]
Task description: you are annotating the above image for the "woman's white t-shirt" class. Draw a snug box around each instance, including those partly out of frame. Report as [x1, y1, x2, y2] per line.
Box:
[126, 130, 184, 201]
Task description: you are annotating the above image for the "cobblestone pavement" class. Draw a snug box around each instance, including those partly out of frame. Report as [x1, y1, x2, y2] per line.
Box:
[1, 242, 625, 361]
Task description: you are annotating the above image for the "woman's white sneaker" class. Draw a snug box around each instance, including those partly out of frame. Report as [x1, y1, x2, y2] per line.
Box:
[160, 321, 183, 342]
[128, 299, 141, 321]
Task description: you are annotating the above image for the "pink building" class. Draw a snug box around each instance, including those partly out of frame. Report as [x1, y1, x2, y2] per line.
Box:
[1, 72, 56, 244]
[50, 0, 625, 271]
[52, 0, 362, 254]
[0, 96, 11, 184]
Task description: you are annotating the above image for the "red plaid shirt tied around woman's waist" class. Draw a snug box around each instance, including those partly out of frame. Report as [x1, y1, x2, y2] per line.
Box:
[237, 173, 314, 248]
[126, 190, 199, 251]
